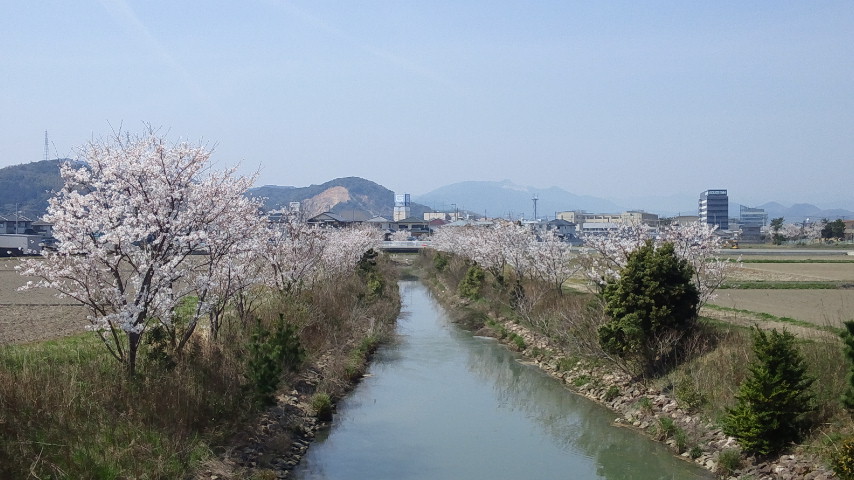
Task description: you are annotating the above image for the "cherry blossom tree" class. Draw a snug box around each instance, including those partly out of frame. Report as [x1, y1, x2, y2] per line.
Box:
[658, 221, 731, 309]
[259, 219, 382, 295]
[580, 223, 650, 288]
[321, 224, 383, 279]
[260, 215, 329, 295]
[528, 229, 581, 294]
[582, 221, 735, 311]
[389, 229, 410, 241]
[19, 130, 264, 375]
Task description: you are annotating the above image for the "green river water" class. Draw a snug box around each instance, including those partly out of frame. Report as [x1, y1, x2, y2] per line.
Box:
[293, 281, 712, 479]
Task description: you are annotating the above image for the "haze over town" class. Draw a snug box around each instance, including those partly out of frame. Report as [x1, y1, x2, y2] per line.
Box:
[2, 2, 852, 209]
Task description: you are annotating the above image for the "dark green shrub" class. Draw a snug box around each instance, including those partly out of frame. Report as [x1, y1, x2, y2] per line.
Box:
[603, 385, 620, 402]
[674, 375, 707, 412]
[572, 375, 591, 387]
[143, 324, 177, 372]
[358, 249, 384, 299]
[674, 427, 688, 453]
[247, 315, 305, 405]
[689, 445, 702, 459]
[433, 252, 449, 272]
[599, 241, 698, 376]
[458, 263, 485, 300]
[357, 248, 379, 275]
[655, 417, 677, 440]
[722, 328, 815, 455]
[511, 333, 526, 350]
[365, 272, 384, 298]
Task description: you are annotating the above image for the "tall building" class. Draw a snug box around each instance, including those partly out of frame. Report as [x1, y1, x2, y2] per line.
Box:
[393, 193, 411, 221]
[739, 205, 767, 227]
[699, 189, 729, 230]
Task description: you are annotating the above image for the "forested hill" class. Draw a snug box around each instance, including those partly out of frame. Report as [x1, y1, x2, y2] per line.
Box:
[0, 161, 427, 221]
[0, 159, 66, 218]
[249, 176, 431, 220]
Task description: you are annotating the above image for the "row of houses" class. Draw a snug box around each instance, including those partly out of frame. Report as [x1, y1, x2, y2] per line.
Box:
[0, 214, 53, 237]
[295, 211, 582, 243]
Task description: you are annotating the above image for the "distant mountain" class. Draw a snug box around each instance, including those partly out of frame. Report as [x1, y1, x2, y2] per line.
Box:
[0, 162, 425, 221]
[414, 180, 624, 220]
[757, 202, 854, 224]
[249, 177, 431, 220]
[0, 159, 67, 218]
[609, 193, 699, 217]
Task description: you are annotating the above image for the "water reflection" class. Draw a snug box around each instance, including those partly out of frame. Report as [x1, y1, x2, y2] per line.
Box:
[293, 281, 710, 480]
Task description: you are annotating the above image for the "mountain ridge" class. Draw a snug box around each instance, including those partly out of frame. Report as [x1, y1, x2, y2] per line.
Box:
[0, 160, 850, 223]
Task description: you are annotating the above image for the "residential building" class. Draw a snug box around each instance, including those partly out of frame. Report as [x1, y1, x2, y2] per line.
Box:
[0, 214, 34, 235]
[699, 189, 729, 230]
[306, 211, 351, 228]
[393, 217, 430, 238]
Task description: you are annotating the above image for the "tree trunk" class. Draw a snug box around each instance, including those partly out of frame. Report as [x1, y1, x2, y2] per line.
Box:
[127, 330, 141, 376]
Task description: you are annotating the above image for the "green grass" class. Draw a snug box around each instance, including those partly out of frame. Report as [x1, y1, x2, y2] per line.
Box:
[703, 304, 840, 333]
[0, 257, 404, 479]
[0, 332, 241, 479]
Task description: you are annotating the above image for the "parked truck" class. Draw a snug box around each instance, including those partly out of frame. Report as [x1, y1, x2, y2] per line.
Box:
[0, 234, 43, 256]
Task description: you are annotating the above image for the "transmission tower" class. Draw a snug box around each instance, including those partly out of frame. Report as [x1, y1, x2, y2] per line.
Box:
[532, 194, 539, 221]
[44, 131, 49, 161]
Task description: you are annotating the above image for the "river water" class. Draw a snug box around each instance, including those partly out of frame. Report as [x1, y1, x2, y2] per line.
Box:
[293, 281, 712, 480]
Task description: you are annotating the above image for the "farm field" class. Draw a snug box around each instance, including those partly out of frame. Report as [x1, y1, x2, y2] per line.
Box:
[0, 258, 87, 345]
[726, 262, 854, 282]
[3, 252, 854, 345]
[709, 289, 854, 329]
[707, 258, 854, 330]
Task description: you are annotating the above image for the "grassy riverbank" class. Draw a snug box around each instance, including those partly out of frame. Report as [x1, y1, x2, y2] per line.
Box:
[0, 254, 401, 479]
[415, 249, 852, 478]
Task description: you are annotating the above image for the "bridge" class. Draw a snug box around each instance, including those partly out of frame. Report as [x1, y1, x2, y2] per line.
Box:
[378, 240, 431, 253]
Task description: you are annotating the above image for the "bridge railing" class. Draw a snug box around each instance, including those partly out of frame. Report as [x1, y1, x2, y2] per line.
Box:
[378, 240, 430, 251]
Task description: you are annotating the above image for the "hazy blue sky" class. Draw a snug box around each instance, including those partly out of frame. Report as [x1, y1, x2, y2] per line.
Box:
[2, 1, 852, 208]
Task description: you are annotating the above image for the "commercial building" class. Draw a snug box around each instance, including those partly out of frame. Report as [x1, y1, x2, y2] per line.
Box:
[556, 210, 659, 228]
[699, 189, 729, 230]
[393, 193, 411, 222]
[739, 205, 767, 227]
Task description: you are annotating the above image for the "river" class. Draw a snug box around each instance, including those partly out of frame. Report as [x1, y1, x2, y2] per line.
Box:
[292, 281, 712, 479]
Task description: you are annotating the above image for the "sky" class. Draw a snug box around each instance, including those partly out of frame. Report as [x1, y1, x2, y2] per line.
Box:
[2, 1, 853, 209]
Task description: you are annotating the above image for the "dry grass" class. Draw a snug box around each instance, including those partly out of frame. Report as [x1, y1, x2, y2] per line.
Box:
[0, 253, 401, 479]
[420, 247, 854, 469]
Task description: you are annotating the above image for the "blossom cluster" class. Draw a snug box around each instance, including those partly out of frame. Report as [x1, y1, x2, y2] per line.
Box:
[17, 131, 380, 372]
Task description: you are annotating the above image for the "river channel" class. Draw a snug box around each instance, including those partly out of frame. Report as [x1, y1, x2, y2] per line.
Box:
[292, 281, 712, 479]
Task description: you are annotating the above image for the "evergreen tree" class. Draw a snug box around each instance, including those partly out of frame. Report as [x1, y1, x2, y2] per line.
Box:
[458, 263, 485, 300]
[599, 240, 699, 375]
[723, 327, 815, 455]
